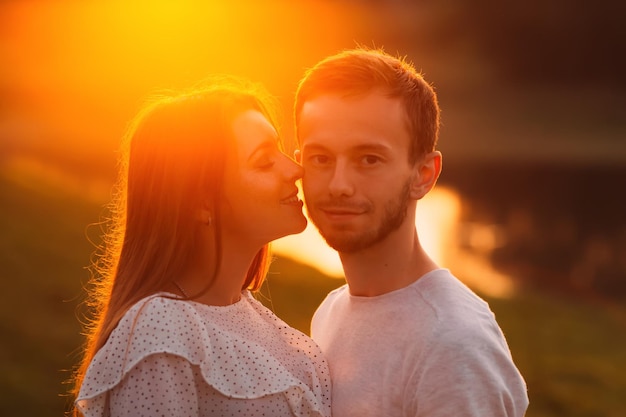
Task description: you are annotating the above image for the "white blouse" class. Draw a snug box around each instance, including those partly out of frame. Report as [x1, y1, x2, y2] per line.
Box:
[76, 291, 331, 417]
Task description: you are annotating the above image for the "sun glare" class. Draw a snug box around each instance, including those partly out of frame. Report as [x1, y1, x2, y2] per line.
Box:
[415, 186, 462, 266]
[2, 0, 364, 159]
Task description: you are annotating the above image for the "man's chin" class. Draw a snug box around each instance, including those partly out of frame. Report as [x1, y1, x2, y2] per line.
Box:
[311, 219, 371, 252]
[320, 232, 369, 254]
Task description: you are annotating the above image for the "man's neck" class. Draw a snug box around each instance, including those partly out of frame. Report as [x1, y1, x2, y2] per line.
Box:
[339, 226, 439, 297]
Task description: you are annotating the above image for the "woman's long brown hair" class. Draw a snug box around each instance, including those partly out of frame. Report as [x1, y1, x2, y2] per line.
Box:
[70, 76, 278, 415]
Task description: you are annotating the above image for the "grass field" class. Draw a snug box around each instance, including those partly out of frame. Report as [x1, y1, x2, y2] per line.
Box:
[1, 168, 625, 416]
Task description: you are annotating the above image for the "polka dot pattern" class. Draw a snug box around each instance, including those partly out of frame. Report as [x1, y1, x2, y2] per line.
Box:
[76, 291, 331, 417]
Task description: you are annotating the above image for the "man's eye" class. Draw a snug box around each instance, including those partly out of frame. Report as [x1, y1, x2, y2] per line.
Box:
[309, 155, 330, 165]
[362, 155, 381, 165]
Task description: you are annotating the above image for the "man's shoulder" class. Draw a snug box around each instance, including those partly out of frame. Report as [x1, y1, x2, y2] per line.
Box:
[330, 282, 349, 295]
[320, 282, 349, 304]
[312, 284, 348, 321]
[416, 270, 491, 314]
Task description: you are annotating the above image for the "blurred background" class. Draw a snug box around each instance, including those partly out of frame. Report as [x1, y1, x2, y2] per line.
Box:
[1, 0, 625, 415]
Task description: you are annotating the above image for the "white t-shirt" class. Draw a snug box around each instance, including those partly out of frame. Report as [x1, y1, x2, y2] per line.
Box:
[76, 291, 331, 417]
[312, 268, 528, 417]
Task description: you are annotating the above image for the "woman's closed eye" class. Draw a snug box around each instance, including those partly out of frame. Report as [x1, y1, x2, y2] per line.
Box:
[253, 153, 276, 170]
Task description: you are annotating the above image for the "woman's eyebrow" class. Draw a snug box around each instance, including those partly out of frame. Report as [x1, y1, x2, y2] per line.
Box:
[248, 139, 278, 161]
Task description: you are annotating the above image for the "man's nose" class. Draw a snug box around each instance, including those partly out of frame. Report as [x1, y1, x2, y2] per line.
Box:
[328, 162, 354, 197]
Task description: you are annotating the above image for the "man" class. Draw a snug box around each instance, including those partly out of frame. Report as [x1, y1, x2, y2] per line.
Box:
[294, 48, 529, 416]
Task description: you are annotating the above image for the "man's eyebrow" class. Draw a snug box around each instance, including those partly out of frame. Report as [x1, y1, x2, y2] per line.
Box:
[351, 143, 392, 153]
[301, 143, 329, 153]
[302, 143, 392, 153]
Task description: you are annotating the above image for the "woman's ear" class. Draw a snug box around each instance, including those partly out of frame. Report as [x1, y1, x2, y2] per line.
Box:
[410, 151, 442, 200]
[294, 149, 302, 164]
[197, 207, 212, 226]
[197, 196, 213, 226]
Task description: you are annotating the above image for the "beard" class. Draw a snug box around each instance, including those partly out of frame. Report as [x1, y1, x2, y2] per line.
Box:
[311, 180, 412, 253]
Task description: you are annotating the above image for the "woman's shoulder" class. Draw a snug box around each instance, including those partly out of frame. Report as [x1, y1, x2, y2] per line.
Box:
[92, 292, 327, 382]
[120, 293, 202, 340]
[79, 293, 331, 416]
[87, 294, 207, 381]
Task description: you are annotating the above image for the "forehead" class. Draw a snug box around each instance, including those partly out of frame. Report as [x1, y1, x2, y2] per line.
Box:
[298, 92, 410, 152]
[230, 109, 278, 155]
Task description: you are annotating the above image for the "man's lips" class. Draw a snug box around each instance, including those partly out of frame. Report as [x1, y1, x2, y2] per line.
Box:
[316, 204, 367, 217]
[321, 208, 362, 215]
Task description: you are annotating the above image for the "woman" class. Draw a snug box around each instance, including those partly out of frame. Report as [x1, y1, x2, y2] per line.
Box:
[71, 76, 331, 417]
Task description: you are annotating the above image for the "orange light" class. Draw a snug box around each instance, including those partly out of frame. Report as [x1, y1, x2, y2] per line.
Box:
[2, 0, 366, 162]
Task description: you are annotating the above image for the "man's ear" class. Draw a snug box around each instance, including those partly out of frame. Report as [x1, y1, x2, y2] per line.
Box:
[294, 149, 302, 164]
[410, 151, 442, 200]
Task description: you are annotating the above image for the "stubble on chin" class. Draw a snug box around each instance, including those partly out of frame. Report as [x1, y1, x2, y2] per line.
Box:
[312, 180, 412, 253]
[319, 229, 366, 254]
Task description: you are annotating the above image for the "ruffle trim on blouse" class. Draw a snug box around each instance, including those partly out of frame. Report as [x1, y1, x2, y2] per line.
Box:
[76, 293, 329, 417]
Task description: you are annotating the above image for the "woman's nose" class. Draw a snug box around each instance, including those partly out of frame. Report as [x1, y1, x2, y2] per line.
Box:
[283, 154, 304, 181]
